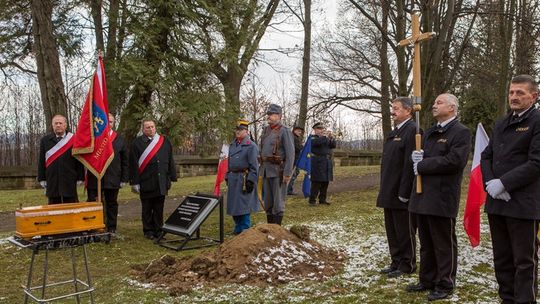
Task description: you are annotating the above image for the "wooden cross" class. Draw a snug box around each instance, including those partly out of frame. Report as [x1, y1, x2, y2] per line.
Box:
[398, 9, 435, 194]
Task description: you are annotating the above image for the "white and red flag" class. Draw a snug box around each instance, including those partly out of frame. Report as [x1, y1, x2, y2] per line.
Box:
[463, 123, 489, 247]
[72, 55, 114, 178]
[213, 144, 229, 196]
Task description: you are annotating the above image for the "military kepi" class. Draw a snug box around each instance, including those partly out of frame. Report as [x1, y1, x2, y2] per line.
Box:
[266, 104, 282, 115]
[312, 122, 324, 129]
[236, 119, 249, 130]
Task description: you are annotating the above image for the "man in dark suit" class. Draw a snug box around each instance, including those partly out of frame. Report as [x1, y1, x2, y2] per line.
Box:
[481, 75, 540, 303]
[377, 97, 417, 278]
[406, 93, 471, 301]
[130, 119, 177, 239]
[38, 114, 84, 204]
[87, 113, 129, 233]
[287, 126, 304, 195]
[309, 122, 336, 205]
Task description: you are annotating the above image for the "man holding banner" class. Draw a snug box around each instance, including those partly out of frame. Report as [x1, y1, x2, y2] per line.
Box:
[130, 119, 177, 240]
[38, 114, 84, 204]
[309, 122, 336, 206]
[481, 75, 540, 303]
[86, 113, 129, 233]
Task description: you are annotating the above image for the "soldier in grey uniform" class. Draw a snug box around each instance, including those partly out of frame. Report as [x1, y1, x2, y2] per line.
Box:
[226, 119, 260, 234]
[259, 104, 295, 225]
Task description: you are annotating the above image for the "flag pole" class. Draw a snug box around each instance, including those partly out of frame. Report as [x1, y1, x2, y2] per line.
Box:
[97, 176, 102, 203]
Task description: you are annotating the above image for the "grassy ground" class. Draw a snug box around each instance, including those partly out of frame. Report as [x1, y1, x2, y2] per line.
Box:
[0, 166, 500, 303]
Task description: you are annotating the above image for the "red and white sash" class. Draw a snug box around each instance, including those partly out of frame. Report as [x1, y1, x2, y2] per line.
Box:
[138, 134, 164, 174]
[45, 132, 74, 168]
[109, 130, 118, 143]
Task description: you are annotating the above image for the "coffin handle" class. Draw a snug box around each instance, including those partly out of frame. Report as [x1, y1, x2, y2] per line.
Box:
[82, 216, 96, 220]
[34, 221, 51, 225]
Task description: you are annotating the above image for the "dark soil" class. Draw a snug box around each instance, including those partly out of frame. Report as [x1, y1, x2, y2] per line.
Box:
[130, 224, 345, 295]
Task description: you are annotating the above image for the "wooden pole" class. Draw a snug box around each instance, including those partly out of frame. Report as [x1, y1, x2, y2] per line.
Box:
[398, 10, 435, 194]
[97, 176, 102, 203]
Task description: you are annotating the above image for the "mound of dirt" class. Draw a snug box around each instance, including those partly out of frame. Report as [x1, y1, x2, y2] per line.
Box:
[131, 224, 346, 295]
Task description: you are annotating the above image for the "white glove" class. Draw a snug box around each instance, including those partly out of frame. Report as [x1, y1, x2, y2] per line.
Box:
[39, 181, 47, 188]
[120, 182, 126, 188]
[398, 196, 409, 203]
[413, 162, 419, 176]
[411, 150, 424, 163]
[131, 184, 140, 194]
[77, 180, 84, 186]
[495, 191, 511, 202]
[486, 179, 506, 198]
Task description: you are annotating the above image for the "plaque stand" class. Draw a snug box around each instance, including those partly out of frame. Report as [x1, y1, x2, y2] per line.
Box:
[155, 193, 224, 251]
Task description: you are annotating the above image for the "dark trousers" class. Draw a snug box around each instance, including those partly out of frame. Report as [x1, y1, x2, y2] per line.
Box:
[48, 196, 78, 204]
[416, 213, 457, 292]
[287, 167, 300, 194]
[309, 181, 329, 204]
[384, 208, 417, 273]
[87, 188, 119, 231]
[141, 195, 165, 236]
[488, 214, 538, 303]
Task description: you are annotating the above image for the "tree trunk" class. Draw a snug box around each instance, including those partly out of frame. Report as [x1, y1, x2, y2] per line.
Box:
[496, 0, 516, 117]
[31, 0, 68, 132]
[395, 0, 408, 97]
[379, 0, 392, 137]
[298, 0, 311, 131]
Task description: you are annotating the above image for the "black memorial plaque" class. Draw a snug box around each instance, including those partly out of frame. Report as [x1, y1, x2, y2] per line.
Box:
[166, 196, 210, 229]
[162, 195, 219, 236]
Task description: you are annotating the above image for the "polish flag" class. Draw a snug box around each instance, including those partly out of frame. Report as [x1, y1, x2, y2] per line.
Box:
[463, 123, 489, 247]
[213, 144, 229, 196]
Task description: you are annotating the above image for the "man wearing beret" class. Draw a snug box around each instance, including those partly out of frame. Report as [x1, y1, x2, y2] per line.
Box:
[309, 122, 336, 205]
[259, 104, 295, 225]
[226, 119, 260, 234]
[287, 126, 304, 195]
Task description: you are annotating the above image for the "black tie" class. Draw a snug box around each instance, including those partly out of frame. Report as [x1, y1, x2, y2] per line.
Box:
[512, 114, 520, 122]
[55, 137, 61, 143]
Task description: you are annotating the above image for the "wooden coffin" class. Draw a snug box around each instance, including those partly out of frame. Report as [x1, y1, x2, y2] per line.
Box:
[15, 202, 105, 239]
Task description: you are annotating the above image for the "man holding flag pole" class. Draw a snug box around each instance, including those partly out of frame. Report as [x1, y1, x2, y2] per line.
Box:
[480, 75, 540, 303]
[72, 51, 115, 207]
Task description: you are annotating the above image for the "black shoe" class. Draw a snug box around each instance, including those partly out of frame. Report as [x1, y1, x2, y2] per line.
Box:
[287, 192, 296, 195]
[274, 215, 283, 225]
[379, 266, 396, 274]
[406, 282, 432, 292]
[387, 269, 404, 278]
[144, 233, 154, 240]
[266, 214, 274, 224]
[427, 289, 452, 301]
[320, 201, 331, 205]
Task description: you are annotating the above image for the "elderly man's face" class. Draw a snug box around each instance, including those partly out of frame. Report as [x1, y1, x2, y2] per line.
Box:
[235, 128, 248, 139]
[432, 95, 455, 121]
[108, 113, 115, 128]
[52, 116, 67, 136]
[267, 113, 281, 125]
[391, 101, 412, 124]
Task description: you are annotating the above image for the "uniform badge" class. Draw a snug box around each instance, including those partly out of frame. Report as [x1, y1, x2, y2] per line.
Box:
[393, 137, 402, 141]
[516, 126, 529, 132]
[437, 138, 448, 143]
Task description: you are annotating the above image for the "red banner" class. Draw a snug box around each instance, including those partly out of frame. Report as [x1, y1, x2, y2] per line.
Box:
[72, 56, 114, 178]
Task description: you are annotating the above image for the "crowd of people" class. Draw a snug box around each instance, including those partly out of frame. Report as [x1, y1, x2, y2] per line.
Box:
[36, 74, 540, 303]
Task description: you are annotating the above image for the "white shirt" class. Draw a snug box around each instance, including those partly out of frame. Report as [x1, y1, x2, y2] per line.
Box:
[395, 117, 412, 130]
[437, 116, 457, 128]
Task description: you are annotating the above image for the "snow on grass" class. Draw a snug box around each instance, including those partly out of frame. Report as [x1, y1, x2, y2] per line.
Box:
[159, 216, 500, 303]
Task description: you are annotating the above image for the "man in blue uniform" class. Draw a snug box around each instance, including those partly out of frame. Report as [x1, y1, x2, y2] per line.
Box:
[226, 119, 260, 234]
[309, 122, 336, 205]
[481, 75, 540, 303]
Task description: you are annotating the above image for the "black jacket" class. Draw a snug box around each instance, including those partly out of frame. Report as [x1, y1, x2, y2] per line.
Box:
[293, 134, 303, 164]
[38, 134, 84, 198]
[129, 135, 177, 199]
[87, 133, 129, 190]
[310, 135, 336, 182]
[481, 107, 540, 220]
[409, 119, 471, 218]
[377, 119, 417, 209]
